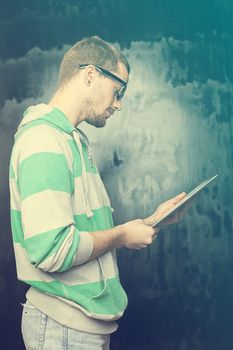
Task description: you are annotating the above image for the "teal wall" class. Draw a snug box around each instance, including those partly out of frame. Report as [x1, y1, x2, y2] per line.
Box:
[0, 1, 232, 349]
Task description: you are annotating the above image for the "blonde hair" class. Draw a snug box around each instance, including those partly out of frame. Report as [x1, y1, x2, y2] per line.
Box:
[59, 36, 130, 87]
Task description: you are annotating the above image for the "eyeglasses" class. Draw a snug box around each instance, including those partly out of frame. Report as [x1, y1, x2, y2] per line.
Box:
[77, 64, 127, 101]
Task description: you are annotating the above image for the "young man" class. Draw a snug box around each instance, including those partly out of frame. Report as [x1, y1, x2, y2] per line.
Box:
[9, 36, 185, 349]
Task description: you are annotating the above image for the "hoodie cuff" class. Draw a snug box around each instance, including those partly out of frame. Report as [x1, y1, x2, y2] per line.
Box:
[73, 231, 94, 266]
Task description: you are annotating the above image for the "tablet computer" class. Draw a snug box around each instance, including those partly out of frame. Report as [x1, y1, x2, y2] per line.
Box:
[151, 174, 218, 228]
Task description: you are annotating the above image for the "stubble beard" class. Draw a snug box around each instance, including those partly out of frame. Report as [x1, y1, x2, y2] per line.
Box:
[84, 89, 109, 128]
[85, 108, 107, 128]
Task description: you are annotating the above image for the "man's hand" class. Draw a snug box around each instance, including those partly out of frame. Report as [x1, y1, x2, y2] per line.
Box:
[89, 219, 159, 259]
[143, 192, 187, 227]
[120, 219, 159, 249]
[90, 192, 187, 260]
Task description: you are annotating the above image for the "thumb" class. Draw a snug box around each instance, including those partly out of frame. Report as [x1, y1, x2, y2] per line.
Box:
[174, 192, 186, 203]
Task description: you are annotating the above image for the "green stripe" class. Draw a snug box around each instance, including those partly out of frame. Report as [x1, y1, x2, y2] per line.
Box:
[89, 277, 128, 315]
[11, 206, 113, 246]
[11, 210, 24, 243]
[24, 277, 127, 316]
[74, 206, 114, 232]
[67, 140, 98, 175]
[18, 152, 73, 200]
[9, 163, 15, 179]
[24, 226, 80, 272]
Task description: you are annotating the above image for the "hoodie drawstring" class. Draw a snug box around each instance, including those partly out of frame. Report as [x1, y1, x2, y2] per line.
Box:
[72, 130, 94, 218]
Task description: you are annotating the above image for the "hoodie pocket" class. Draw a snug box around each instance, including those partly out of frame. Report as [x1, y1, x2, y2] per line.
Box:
[90, 257, 107, 300]
[88, 256, 128, 318]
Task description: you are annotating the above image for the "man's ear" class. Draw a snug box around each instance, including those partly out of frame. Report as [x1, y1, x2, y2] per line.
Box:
[85, 65, 96, 86]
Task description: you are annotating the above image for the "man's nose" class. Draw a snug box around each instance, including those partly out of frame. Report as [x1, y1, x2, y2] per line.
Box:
[112, 99, 122, 111]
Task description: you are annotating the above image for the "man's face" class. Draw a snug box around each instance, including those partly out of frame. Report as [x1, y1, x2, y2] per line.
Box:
[85, 62, 129, 128]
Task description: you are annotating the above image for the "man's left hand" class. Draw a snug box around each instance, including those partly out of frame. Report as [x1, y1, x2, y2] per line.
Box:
[143, 192, 187, 227]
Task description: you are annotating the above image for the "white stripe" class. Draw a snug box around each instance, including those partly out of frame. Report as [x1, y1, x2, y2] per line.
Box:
[14, 242, 117, 286]
[11, 124, 73, 178]
[51, 251, 117, 286]
[72, 173, 111, 215]
[73, 231, 93, 265]
[62, 132, 73, 141]
[22, 190, 73, 238]
[9, 178, 21, 210]
[14, 242, 54, 283]
[34, 229, 92, 273]
[98, 251, 119, 279]
[20, 104, 53, 126]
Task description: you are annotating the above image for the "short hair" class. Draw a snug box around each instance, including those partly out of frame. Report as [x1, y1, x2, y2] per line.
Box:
[58, 36, 130, 87]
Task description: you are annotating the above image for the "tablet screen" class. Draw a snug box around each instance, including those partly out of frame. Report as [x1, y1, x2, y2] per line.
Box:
[151, 174, 218, 227]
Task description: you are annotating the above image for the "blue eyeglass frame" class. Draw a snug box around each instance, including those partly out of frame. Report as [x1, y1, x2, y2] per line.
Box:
[77, 64, 127, 101]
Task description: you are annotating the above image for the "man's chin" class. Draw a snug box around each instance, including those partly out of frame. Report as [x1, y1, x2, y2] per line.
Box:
[85, 117, 106, 128]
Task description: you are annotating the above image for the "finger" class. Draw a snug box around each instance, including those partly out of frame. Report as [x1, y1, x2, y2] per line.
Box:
[136, 245, 147, 250]
[176, 191, 186, 199]
[143, 217, 154, 226]
[152, 233, 158, 240]
[153, 227, 160, 236]
[173, 192, 186, 203]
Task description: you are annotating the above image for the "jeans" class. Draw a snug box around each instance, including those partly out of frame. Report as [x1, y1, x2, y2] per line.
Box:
[21, 301, 111, 350]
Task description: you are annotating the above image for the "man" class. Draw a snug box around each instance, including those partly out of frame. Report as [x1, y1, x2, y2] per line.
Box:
[9, 36, 185, 349]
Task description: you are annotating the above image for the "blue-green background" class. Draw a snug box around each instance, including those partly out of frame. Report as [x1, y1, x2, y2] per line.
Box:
[0, 1, 233, 349]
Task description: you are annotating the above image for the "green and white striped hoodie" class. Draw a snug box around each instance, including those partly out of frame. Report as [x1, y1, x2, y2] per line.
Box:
[9, 104, 127, 331]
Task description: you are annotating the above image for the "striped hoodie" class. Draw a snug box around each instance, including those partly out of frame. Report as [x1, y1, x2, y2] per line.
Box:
[9, 103, 127, 333]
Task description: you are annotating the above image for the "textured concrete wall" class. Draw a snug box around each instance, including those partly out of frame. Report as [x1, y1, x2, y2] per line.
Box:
[0, 1, 232, 349]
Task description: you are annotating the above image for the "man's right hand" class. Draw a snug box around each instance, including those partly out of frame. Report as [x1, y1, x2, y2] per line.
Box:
[89, 218, 159, 260]
[119, 219, 159, 250]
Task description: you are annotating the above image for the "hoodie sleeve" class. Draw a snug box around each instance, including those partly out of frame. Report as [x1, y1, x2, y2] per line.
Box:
[16, 125, 93, 272]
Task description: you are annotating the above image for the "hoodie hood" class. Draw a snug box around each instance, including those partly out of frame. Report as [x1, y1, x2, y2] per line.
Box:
[17, 103, 76, 135]
[17, 103, 94, 218]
